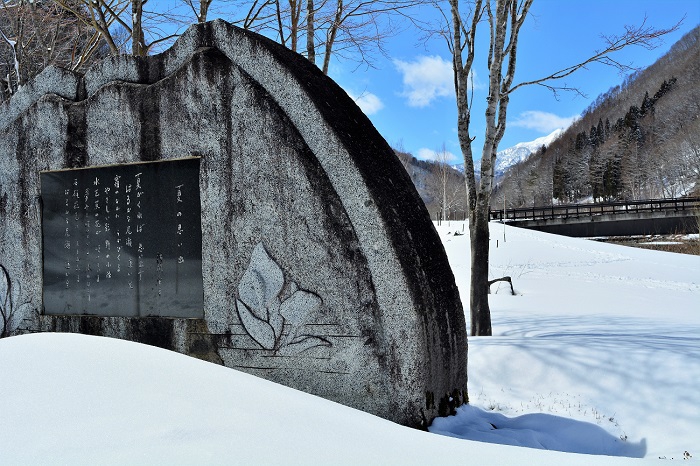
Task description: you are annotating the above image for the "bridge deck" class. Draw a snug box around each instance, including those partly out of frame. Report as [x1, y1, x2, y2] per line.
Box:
[490, 197, 700, 222]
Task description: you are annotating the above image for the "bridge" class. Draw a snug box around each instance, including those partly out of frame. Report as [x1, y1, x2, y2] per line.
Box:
[490, 197, 700, 237]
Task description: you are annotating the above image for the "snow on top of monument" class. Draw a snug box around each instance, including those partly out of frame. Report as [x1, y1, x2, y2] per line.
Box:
[2, 223, 699, 464]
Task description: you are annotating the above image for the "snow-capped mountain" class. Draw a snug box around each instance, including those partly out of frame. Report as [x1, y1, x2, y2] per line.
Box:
[494, 129, 563, 177]
[452, 129, 563, 176]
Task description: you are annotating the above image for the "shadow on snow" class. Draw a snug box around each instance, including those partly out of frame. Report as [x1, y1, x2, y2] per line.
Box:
[431, 404, 647, 458]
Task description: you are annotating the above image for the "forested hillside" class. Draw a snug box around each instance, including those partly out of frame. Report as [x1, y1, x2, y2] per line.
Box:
[493, 25, 700, 209]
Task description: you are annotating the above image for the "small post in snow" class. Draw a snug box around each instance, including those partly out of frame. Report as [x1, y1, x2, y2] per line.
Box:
[503, 195, 506, 243]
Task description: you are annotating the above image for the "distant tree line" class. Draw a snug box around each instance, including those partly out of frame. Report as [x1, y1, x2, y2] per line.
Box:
[395, 148, 468, 222]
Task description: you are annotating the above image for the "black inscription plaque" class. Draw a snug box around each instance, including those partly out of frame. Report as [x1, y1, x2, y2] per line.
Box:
[40, 158, 204, 318]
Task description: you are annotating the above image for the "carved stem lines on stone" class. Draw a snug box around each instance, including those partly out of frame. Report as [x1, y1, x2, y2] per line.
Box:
[236, 242, 331, 354]
[0, 264, 31, 338]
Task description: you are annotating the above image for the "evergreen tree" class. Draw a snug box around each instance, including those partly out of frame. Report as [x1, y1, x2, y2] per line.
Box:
[603, 156, 622, 200]
[553, 156, 565, 202]
[625, 105, 641, 129]
[641, 91, 653, 116]
[589, 151, 603, 201]
[589, 125, 599, 148]
[597, 118, 605, 144]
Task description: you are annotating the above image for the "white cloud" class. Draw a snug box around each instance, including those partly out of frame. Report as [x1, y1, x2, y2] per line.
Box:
[393, 55, 454, 108]
[417, 148, 460, 164]
[510, 111, 579, 133]
[345, 89, 384, 115]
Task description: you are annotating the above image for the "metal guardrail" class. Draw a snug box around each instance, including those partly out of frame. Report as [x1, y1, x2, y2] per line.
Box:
[490, 197, 700, 222]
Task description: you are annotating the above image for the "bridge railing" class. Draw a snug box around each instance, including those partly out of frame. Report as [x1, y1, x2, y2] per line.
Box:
[490, 197, 700, 222]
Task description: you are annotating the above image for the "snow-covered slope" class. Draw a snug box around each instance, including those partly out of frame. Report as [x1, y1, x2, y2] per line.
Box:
[494, 129, 563, 176]
[1, 224, 698, 464]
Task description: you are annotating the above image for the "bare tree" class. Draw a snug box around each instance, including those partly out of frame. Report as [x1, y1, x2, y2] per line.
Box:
[54, 0, 128, 55]
[1, 0, 107, 100]
[393, 140, 414, 174]
[443, 0, 680, 336]
[435, 145, 451, 222]
[55, 0, 180, 57]
[238, 0, 421, 74]
[431, 145, 466, 222]
[0, 23, 19, 96]
[234, 0, 309, 54]
[306, 0, 314, 63]
[183, 0, 216, 23]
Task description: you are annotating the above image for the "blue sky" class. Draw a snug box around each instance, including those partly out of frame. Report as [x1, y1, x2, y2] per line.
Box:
[150, 0, 699, 164]
[327, 0, 700, 164]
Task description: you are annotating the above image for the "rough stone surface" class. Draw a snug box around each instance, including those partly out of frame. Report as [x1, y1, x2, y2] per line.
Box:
[0, 20, 467, 427]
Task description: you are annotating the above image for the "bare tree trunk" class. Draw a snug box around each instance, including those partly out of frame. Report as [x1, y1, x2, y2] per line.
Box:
[306, 0, 315, 64]
[442, 190, 448, 222]
[200, 0, 213, 23]
[290, 0, 302, 52]
[275, 0, 287, 46]
[132, 0, 146, 56]
[448, 0, 529, 336]
[91, 2, 122, 54]
[322, 0, 342, 75]
[436, 145, 451, 222]
[469, 207, 492, 335]
[0, 26, 20, 94]
[446, 0, 676, 336]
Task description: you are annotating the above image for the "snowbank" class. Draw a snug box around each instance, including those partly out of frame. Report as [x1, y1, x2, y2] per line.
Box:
[2, 222, 698, 464]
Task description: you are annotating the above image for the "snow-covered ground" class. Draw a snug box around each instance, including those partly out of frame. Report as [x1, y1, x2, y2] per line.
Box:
[434, 221, 699, 462]
[2, 222, 698, 464]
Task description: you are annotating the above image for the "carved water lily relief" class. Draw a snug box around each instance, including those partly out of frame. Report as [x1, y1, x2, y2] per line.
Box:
[235, 243, 331, 354]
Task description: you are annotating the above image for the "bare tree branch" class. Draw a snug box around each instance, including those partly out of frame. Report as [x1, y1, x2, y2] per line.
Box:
[240, 0, 422, 74]
[508, 16, 684, 95]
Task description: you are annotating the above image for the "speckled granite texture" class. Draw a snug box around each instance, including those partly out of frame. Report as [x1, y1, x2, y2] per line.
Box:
[0, 20, 467, 427]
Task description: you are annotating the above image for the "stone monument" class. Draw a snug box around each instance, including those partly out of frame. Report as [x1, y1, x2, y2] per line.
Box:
[0, 20, 467, 427]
